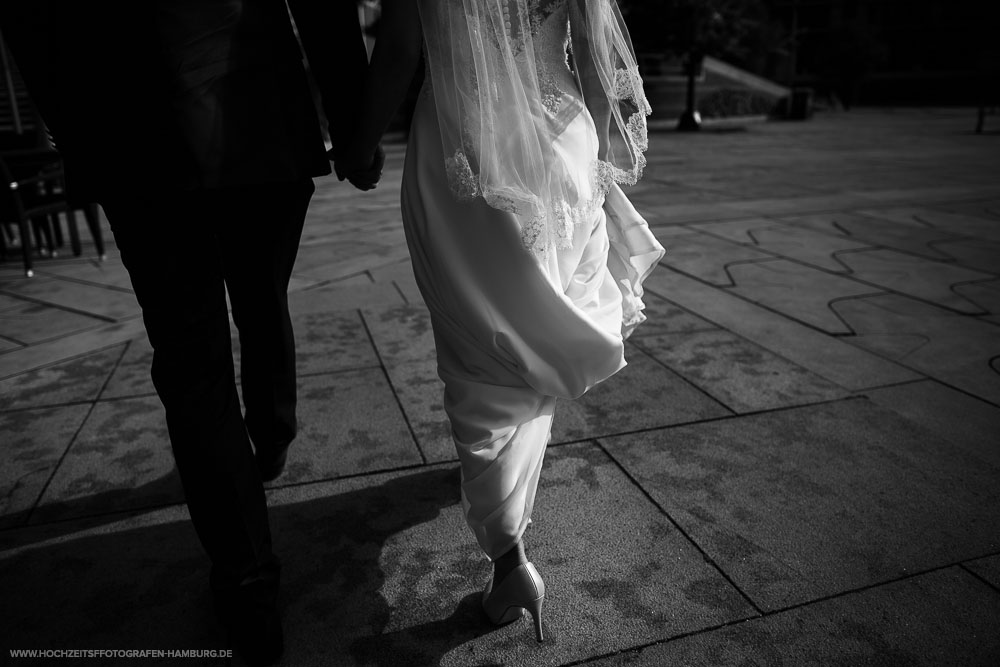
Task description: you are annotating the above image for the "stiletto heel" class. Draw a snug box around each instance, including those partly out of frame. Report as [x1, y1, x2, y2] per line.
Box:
[525, 595, 544, 642]
[482, 562, 546, 642]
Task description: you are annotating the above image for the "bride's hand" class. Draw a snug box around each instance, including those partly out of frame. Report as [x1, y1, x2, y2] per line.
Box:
[332, 143, 385, 191]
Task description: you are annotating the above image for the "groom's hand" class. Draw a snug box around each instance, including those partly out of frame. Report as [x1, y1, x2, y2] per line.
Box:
[332, 144, 385, 191]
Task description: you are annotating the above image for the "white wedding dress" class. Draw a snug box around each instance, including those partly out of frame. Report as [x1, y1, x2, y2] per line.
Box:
[402, 0, 664, 560]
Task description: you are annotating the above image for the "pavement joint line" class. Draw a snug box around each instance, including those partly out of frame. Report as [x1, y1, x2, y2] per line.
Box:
[263, 459, 440, 496]
[646, 193, 1000, 229]
[564, 614, 762, 667]
[294, 256, 413, 293]
[1, 460, 448, 540]
[31, 269, 137, 296]
[358, 309, 430, 466]
[0, 319, 131, 356]
[390, 280, 412, 305]
[551, 395, 873, 450]
[1, 396, 873, 534]
[568, 556, 1000, 666]
[627, 340, 736, 415]
[832, 337, 1000, 410]
[0, 332, 27, 348]
[762, 557, 1000, 617]
[629, 303, 857, 395]
[0, 288, 123, 325]
[655, 259, 989, 339]
[0, 398, 100, 416]
[958, 563, 1000, 596]
[0, 331, 140, 383]
[593, 437, 766, 617]
[860, 372, 1000, 411]
[23, 344, 130, 527]
[719, 256, 780, 289]
[949, 276, 1000, 308]
[648, 267, 851, 341]
[848, 377, 930, 393]
[295, 364, 384, 380]
[824, 292, 889, 336]
[927, 238, 1000, 276]
[684, 224, 998, 312]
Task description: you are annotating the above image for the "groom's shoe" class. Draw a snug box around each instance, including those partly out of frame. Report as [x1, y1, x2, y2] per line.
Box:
[215, 577, 283, 667]
[255, 441, 290, 483]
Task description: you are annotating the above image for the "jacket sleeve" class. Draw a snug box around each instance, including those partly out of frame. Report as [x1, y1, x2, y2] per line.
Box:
[286, 0, 369, 152]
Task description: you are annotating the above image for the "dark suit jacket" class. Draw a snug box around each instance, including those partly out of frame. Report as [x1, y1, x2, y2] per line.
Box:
[0, 0, 367, 199]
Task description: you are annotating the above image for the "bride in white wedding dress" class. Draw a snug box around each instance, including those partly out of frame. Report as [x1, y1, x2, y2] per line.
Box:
[334, 0, 663, 641]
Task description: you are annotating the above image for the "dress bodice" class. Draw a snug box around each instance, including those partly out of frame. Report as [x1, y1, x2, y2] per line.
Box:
[523, 0, 578, 114]
[421, 0, 578, 114]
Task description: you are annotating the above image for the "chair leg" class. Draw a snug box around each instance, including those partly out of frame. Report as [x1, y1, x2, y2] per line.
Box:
[18, 216, 34, 277]
[49, 213, 65, 248]
[66, 207, 82, 256]
[31, 216, 56, 257]
[83, 203, 106, 259]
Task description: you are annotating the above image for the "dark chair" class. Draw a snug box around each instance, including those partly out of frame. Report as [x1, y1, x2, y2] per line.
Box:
[0, 148, 76, 277]
[1, 29, 106, 276]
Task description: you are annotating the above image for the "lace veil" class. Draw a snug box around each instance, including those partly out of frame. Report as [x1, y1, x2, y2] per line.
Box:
[417, 0, 651, 255]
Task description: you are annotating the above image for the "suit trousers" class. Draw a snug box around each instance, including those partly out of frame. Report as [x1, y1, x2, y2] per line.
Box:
[100, 178, 314, 594]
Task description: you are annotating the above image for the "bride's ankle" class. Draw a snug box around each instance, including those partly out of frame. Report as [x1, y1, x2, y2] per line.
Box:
[493, 540, 528, 584]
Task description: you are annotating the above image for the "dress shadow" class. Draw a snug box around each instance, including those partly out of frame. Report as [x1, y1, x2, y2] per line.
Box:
[1, 466, 518, 665]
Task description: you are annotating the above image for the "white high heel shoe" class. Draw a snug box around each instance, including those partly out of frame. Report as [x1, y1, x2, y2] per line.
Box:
[482, 562, 545, 642]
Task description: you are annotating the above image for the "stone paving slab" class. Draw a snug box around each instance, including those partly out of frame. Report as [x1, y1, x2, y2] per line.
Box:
[270, 443, 755, 666]
[632, 330, 847, 413]
[862, 380, 1000, 468]
[835, 248, 993, 313]
[655, 233, 773, 287]
[0, 506, 226, 664]
[0, 275, 140, 322]
[0, 345, 124, 411]
[30, 396, 179, 524]
[602, 399, 1000, 611]
[0, 298, 106, 346]
[276, 309, 378, 376]
[551, 346, 732, 443]
[936, 238, 1000, 274]
[628, 292, 720, 338]
[0, 405, 91, 529]
[726, 259, 882, 334]
[587, 567, 1000, 666]
[0, 317, 145, 381]
[34, 257, 133, 291]
[855, 206, 1000, 243]
[376, 357, 453, 463]
[643, 202, 751, 226]
[832, 294, 1000, 403]
[965, 556, 1000, 589]
[643, 269, 919, 390]
[361, 305, 437, 368]
[954, 279, 1000, 319]
[691, 219, 872, 272]
[931, 198, 1000, 222]
[0, 444, 756, 666]
[288, 279, 405, 313]
[292, 238, 411, 284]
[361, 304, 732, 457]
[368, 259, 423, 305]
[99, 336, 156, 399]
[275, 369, 423, 485]
[777, 211, 961, 261]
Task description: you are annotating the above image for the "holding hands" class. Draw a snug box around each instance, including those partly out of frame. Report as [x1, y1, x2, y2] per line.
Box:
[331, 142, 385, 191]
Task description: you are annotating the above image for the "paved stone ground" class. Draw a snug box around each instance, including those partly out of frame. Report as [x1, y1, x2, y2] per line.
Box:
[1, 108, 999, 666]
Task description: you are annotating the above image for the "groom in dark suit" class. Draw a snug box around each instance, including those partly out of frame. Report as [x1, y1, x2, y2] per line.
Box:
[1, 1, 379, 664]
